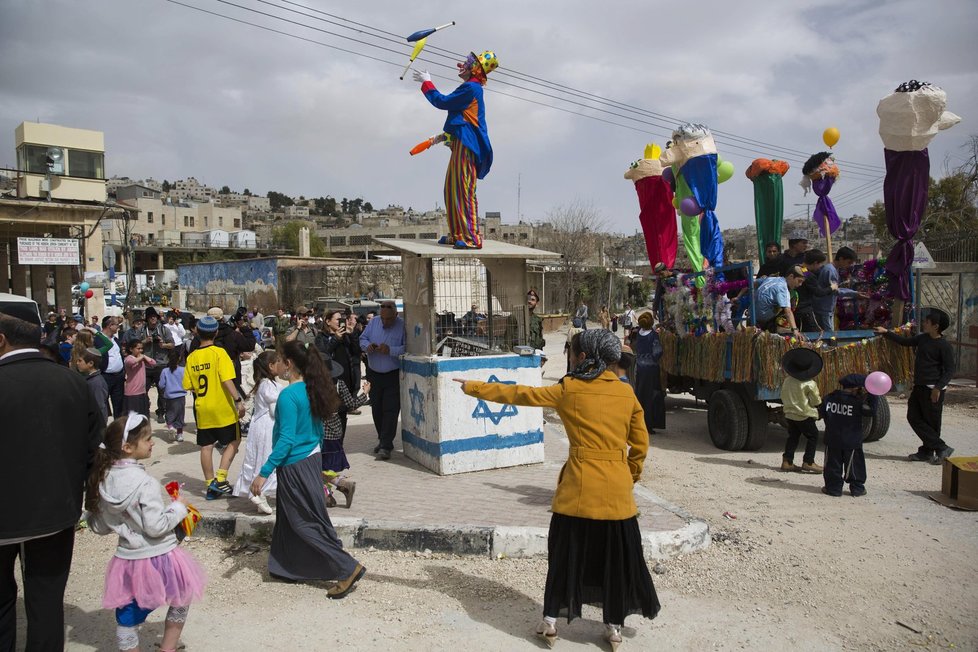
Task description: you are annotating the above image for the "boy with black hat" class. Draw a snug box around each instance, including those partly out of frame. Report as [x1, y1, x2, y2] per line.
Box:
[874, 307, 956, 463]
[820, 374, 873, 496]
[780, 348, 824, 472]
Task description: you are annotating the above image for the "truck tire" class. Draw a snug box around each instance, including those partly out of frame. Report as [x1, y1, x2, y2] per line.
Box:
[742, 398, 770, 451]
[708, 389, 749, 451]
[862, 396, 891, 443]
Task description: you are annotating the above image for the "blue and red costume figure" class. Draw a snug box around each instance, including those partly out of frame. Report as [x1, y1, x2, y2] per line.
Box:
[413, 50, 497, 249]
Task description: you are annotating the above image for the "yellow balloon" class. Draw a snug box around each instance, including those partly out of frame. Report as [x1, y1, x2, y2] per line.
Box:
[644, 143, 661, 160]
[672, 196, 681, 210]
[823, 127, 840, 148]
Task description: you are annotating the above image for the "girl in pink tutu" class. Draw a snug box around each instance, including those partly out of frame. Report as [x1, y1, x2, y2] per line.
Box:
[86, 413, 207, 651]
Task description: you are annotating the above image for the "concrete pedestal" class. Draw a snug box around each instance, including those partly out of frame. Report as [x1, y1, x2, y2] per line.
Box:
[400, 353, 545, 475]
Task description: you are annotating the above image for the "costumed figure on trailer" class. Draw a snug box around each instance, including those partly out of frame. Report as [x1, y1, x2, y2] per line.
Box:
[412, 50, 498, 250]
[799, 151, 841, 248]
[746, 158, 790, 266]
[659, 123, 732, 282]
[624, 143, 678, 269]
[876, 80, 960, 305]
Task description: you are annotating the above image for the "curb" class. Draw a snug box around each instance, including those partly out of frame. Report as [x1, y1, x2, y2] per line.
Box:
[195, 490, 710, 560]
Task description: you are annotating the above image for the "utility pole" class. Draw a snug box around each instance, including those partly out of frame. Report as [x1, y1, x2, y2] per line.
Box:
[516, 173, 521, 223]
[794, 202, 831, 256]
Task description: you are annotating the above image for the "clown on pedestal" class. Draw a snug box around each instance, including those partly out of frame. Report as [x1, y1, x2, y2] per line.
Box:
[412, 50, 498, 250]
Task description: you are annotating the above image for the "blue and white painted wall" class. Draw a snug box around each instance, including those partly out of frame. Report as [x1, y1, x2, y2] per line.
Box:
[401, 353, 545, 475]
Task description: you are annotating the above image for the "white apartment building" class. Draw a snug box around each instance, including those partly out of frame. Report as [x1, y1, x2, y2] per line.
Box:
[284, 204, 310, 218]
[170, 176, 217, 202]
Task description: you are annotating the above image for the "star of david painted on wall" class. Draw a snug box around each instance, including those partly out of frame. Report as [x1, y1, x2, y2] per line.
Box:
[409, 383, 425, 426]
[471, 374, 518, 425]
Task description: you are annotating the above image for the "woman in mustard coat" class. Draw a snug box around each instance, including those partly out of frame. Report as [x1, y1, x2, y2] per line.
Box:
[455, 329, 659, 650]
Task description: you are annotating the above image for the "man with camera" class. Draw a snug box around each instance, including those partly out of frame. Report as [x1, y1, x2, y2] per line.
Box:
[286, 307, 317, 346]
[136, 306, 174, 422]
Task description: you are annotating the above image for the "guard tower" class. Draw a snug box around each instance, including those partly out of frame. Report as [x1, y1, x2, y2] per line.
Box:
[374, 238, 561, 475]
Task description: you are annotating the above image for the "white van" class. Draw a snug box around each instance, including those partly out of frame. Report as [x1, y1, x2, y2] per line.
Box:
[0, 293, 42, 324]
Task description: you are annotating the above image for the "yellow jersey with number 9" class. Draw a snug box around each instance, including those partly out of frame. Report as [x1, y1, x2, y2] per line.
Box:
[183, 344, 237, 429]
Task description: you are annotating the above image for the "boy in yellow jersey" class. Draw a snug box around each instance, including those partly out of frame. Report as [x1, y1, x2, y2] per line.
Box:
[183, 315, 246, 500]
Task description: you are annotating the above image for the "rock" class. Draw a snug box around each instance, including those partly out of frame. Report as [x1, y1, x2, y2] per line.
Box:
[653, 562, 667, 575]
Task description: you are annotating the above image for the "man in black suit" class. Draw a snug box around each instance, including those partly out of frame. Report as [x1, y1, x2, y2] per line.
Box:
[0, 303, 104, 652]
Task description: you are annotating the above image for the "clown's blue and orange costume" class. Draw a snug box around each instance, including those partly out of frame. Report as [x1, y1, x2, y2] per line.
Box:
[418, 50, 497, 249]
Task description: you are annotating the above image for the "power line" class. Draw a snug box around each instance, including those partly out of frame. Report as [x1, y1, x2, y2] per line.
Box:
[269, 0, 885, 174]
[169, 0, 886, 176]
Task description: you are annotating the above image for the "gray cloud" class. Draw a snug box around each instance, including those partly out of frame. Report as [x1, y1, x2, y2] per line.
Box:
[1, 0, 975, 235]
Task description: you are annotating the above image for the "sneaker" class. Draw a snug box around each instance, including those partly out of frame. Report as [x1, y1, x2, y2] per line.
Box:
[250, 493, 273, 515]
[821, 486, 842, 497]
[156, 411, 165, 424]
[850, 487, 867, 497]
[801, 462, 824, 474]
[175, 431, 184, 443]
[206, 479, 233, 500]
[931, 446, 954, 465]
[375, 449, 391, 461]
[373, 444, 382, 454]
[908, 451, 936, 462]
[780, 459, 798, 472]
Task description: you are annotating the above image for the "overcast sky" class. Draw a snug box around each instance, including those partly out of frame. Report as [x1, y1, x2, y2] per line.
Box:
[2, 0, 975, 235]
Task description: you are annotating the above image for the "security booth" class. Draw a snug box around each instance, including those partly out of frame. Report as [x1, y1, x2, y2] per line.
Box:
[373, 238, 561, 475]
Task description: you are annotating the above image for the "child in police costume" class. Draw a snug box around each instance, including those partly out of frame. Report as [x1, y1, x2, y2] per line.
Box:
[820, 374, 874, 497]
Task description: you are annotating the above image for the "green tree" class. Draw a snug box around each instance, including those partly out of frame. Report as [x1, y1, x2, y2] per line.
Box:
[363, 201, 374, 212]
[341, 197, 349, 214]
[220, 185, 231, 194]
[243, 188, 252, 196]
[272, 220, 327, 257]
[162, 179, 171, 193]
[267, 191, 294, 210]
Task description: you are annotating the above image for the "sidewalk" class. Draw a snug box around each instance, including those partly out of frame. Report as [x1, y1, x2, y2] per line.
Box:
[144, 326, 709, 559]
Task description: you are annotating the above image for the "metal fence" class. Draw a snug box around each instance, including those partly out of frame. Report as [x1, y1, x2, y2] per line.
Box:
[915, 263, 978, 384]
[429, 258, 528, 354]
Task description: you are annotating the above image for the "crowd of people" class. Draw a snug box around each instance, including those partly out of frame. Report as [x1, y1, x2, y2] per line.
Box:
[1, 296, 410, 651]
[2, 277, 958, 650]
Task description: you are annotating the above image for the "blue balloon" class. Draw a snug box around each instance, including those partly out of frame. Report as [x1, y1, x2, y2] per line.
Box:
[79, 281, 90, 292]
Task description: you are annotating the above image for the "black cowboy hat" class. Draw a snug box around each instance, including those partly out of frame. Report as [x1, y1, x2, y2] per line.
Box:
[782, 347, 823, 381]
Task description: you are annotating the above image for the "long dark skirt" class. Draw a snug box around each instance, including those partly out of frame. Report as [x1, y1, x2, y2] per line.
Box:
[634, 362, 665, 431]
[268, 452, 359, 581]
[543, 513, 660, 625]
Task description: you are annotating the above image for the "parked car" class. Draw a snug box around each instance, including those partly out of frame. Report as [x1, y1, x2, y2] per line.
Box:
[0, 292, 41, 324]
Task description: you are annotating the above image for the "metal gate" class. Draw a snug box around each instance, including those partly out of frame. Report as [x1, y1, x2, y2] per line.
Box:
[915, 263, 978, 384]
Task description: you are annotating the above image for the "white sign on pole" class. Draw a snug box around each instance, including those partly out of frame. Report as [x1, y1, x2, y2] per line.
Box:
[911, 241, 937, 269]
[16, 237, 80, 265]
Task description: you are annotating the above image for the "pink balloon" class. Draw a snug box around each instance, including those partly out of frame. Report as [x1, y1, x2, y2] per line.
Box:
[680, 197, 701, 216]
[865, 371, 892, 396]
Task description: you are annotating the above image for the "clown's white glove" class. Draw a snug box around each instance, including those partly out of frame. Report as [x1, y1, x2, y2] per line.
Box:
[412, 69, 432, 84]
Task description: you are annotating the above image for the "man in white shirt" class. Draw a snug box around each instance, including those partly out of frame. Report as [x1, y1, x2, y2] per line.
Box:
[98, 315, 126, 417]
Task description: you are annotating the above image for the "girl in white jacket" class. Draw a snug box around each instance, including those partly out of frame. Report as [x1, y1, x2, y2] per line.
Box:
[86, 413, 207, 652]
